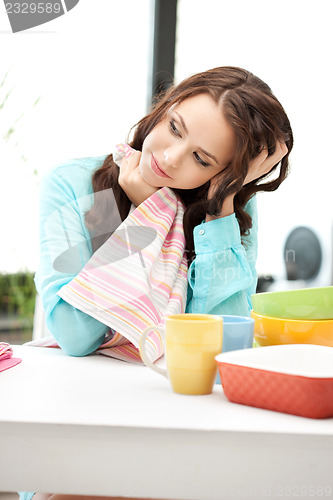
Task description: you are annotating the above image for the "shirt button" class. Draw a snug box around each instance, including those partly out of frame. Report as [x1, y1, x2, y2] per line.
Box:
[199, 229, 205, 235]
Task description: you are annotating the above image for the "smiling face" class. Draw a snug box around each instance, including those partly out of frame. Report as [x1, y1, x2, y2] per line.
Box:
[139, 93, 236, 189]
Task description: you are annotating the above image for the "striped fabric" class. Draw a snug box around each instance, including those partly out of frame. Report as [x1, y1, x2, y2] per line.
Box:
[57, 187, 188, 363]
[0, 342, 13, 360]
[113, 143, 136, 166]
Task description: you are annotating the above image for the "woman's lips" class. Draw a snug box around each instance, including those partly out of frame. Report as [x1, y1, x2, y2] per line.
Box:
[151, 154, 171, 178]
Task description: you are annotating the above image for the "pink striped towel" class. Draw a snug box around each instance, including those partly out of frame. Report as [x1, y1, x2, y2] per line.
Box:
[56, 186, 188, 364]
[0, 342, 22, 372]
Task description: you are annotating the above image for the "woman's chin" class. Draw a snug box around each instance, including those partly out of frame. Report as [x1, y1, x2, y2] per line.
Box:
[139, 165, 163, 188]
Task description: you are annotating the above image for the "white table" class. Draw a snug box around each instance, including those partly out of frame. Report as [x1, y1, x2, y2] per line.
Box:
[1, 345, 333, 500]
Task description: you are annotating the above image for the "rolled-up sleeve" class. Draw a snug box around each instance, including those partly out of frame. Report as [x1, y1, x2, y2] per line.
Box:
[186, 196, 258, 316]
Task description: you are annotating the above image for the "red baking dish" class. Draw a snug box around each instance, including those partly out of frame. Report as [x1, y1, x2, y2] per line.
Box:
[215, 344, 333, 419]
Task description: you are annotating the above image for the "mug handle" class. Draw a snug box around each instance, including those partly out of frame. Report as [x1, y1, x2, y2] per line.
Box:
[139, 325, 167, 378]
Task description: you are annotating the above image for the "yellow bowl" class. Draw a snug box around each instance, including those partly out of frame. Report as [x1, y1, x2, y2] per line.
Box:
[251, 311, 333, 347]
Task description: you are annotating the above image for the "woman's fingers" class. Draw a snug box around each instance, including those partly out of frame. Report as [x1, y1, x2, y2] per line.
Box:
[119, 150, 141, 173]
[118, 151, 159, 206]
[268, 141, 288, 169]
[126, 151, 142, 170]
[119, 151, 141, 186]
[252, 147, 269, 172]
[244, 140, 288, 185]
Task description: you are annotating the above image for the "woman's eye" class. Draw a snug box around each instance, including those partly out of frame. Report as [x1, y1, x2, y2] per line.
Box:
[194, 152, 210, 167]
[169, 119, 181, 137]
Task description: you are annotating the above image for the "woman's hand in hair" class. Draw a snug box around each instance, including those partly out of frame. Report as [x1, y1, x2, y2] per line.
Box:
[244, 141, 288, 185]
[205, 141, 288, 222]
[118, 151, 159, 207]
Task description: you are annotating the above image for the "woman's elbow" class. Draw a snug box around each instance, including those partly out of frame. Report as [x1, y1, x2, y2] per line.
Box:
[46, 301, 108, 357]
[57, 334, 98, 357]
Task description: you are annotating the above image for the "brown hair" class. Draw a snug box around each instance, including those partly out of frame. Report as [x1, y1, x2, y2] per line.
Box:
[85, 66, 293, 259]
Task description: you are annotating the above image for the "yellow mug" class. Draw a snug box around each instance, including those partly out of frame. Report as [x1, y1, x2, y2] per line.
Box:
[139, 314, 223, 395]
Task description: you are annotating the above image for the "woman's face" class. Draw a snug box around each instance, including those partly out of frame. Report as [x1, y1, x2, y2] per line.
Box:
[139, 93, 236, 189]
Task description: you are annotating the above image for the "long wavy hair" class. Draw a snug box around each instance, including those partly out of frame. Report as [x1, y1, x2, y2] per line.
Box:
[85, 66, 293, 259]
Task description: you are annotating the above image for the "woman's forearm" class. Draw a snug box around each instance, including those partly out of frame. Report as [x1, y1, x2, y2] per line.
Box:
[205, 194, 235, 222]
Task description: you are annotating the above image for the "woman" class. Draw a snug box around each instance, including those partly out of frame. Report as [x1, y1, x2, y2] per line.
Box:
[32, 66, 292, 360]
[22, 65, 292, 499]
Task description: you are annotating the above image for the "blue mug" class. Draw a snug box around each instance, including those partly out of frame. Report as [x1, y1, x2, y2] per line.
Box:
[216, 315, 255, 384]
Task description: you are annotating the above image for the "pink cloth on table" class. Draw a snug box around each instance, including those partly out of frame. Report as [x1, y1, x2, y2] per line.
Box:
[0, 342, 22, 372]
[0, 357, 22, 372]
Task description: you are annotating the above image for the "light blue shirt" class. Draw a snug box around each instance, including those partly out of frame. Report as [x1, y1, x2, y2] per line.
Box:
[35, 156, 258, 357]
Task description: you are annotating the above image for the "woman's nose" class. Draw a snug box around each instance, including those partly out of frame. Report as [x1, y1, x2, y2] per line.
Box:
[163, 150, 172, 166]
[163, 145, 185, 168]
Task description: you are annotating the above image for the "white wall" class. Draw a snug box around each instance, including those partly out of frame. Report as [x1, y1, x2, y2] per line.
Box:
[0, 0, 153, 272]
[176, 0, 333, 285]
